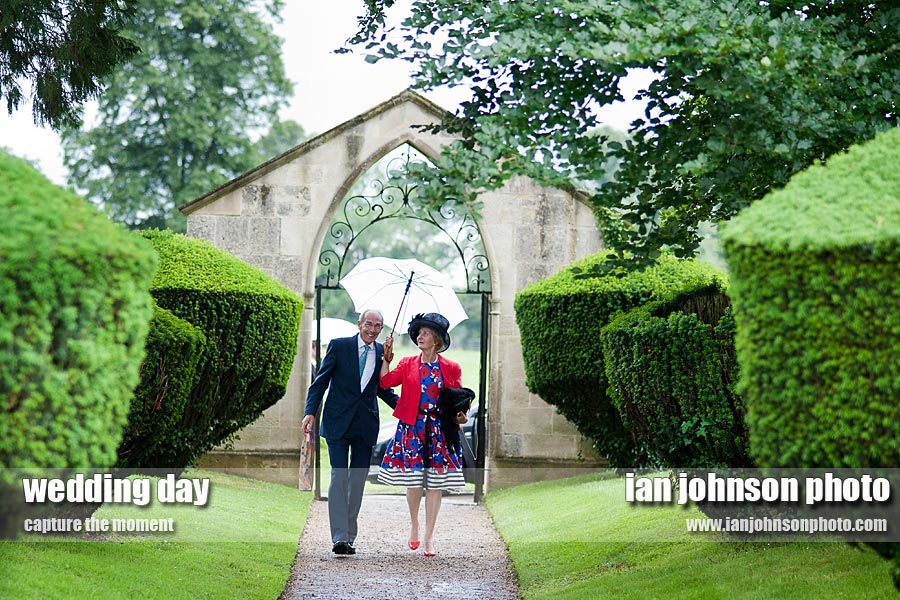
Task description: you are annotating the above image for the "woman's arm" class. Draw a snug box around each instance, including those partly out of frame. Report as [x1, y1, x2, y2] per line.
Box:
[380, 355, 405, 388]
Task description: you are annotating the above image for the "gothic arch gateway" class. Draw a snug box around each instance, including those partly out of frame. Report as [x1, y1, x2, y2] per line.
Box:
[180, 90, 605, 492]
[313, 143, 493, 500]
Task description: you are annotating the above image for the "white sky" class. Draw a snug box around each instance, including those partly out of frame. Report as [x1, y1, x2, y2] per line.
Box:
[0, 1, 644, 187]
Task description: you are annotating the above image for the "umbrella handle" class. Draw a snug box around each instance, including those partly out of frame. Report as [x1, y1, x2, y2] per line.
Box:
[390, 271, 415, 333]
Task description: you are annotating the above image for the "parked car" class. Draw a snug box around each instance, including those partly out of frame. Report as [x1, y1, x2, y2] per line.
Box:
[368, 407, 478, 484]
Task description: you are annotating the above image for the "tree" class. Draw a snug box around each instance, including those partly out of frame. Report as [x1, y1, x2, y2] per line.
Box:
[60, 0, 292, 231]
[0, 0, 140, 129]
[347, 1, 900, 268]
[247, 119, 309, 167]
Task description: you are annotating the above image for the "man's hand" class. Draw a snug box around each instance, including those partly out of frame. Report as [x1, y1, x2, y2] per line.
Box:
[301, 414, 314, 435]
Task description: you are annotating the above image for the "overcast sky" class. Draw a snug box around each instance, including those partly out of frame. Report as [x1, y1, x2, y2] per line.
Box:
[0, 1, 643, 187]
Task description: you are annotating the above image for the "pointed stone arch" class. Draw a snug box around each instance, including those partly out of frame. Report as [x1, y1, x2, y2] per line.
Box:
[180, 89, 606, 491]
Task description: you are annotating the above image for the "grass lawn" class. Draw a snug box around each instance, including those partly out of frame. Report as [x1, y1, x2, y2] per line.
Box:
[485, 472, 898, 600]
[0, 469, 311, 600]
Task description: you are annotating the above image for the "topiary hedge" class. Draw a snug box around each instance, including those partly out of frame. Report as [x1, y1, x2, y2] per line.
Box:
[515, 252, 724, 466]
[0, 152, 156, 537]
[0, 151, 157, 469]
[722, 126, 900, 591]
[115, 301, 207, 469]
[140, 230, 302, 468]
[722, 127, 900, 470]
[601, 281, 751, 468]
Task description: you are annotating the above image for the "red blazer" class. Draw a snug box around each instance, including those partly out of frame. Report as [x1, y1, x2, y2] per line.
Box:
[381, 354, 463, 426]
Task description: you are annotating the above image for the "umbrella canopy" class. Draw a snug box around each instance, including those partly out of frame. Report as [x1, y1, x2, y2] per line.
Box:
[339, 257, 468, 332]
[312, 318, 360, 344]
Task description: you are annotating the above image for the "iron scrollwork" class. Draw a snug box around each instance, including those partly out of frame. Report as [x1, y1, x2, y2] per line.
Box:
[317, 145, 490, 293]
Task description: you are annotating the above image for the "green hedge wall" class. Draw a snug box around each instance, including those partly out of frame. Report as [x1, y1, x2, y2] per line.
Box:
[115, 302, 207, 469]
[140, 230, 302, 467]
[0, 151, 157, 470]
[601, 283, 750, 468]
[722, 127, 900, 470]
[515, 252, 724, 466]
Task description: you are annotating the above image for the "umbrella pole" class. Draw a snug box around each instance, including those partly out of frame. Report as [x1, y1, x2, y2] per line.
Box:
[390, 271, 415, 334]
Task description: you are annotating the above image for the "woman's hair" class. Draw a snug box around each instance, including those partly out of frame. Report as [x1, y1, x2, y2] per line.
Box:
[418, 326, 444, 352]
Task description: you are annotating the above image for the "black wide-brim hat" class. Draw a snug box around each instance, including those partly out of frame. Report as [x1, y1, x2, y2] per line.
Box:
[408, 312, 451, 352]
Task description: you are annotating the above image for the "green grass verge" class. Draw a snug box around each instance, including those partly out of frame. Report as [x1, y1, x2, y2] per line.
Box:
[485, 472, 898, 600]
[0, 469, 310, 600]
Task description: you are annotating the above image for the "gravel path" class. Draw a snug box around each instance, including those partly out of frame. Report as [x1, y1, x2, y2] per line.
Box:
[279, 490, 520, 600]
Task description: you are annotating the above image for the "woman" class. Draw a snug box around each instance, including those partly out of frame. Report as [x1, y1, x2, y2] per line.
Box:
[377, 312, 467, 557]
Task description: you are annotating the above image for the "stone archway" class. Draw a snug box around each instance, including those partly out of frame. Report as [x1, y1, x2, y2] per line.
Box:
[180, 89, 606, 490]
[311, 142, 492, 499]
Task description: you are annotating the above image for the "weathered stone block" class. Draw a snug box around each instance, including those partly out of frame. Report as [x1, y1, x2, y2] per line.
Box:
[243, 184, 275, 216]
[246, 218, 280, 255]
[274, 185, 312, 217]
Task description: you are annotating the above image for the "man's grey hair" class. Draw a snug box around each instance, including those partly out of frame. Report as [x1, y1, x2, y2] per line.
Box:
[358, 308, 384, 323]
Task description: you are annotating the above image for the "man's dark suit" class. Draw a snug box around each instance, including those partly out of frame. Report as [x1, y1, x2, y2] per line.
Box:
[304, 334, 397, 547]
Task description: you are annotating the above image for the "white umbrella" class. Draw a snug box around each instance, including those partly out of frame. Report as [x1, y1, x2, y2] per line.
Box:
[312, 317, 360, 343]
[339, 257, 468, 332]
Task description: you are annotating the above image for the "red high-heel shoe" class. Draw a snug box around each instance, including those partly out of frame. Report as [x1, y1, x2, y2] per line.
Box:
[408, 541, 420, 550]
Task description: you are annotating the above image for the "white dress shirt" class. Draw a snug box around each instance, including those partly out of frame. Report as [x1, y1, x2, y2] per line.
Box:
[358, 337, 375, 392]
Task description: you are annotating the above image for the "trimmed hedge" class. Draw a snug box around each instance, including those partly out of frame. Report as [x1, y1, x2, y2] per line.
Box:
[0, 151, 157, 469]
[601, 282, 750, 468]
[115, 301, 207, 468]
[140, 230, 302, 467]
[722, 127, 900, 470]
[515, 252, 724, 466]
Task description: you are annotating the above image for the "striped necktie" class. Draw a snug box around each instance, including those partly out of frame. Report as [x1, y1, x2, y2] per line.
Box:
[359, 344, 370, 380]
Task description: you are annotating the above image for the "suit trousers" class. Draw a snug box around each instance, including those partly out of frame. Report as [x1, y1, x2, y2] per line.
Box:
[325, 434, 373, 544]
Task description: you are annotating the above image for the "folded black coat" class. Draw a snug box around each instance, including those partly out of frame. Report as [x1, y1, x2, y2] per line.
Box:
[438, 386, 476, 448]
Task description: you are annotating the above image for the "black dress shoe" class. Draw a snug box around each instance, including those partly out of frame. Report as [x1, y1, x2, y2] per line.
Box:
[332, 541, 350, 555]
[346, 542, 356, 555]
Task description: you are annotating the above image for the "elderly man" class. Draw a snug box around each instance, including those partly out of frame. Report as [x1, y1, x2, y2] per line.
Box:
[302, 309, 398, 555]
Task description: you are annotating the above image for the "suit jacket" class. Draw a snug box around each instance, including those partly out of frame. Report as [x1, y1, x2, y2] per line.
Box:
[304, 334, 398, 445]
[381, 354, 462, 426]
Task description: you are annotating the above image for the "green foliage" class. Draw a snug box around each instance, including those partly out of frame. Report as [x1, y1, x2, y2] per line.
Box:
[0, 150, 156, 470]
[140, 230, 302, 467]
[60, 0, 293, 231]
[724, 127, 900, 591]
[348, 1, 900, 268]
[0, 1, 140, 128]
[247, 119, 309, 167]
[115, 302, 207, 469]
[514, 252, 723, 466]
[601, 283, 750, 468]
[723, 127, 900, 470]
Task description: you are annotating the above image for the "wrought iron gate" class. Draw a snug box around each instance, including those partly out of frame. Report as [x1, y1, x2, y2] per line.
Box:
[313, 144, 491, 502]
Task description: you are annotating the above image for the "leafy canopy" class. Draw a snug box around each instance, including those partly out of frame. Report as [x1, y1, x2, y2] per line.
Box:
[60, 0, 293, 231]
[0, 0, 140, 128]
[347, 1, 900, 268]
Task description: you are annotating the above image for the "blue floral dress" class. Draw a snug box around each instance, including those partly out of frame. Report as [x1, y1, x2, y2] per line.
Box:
[376, 360, 465, 489]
